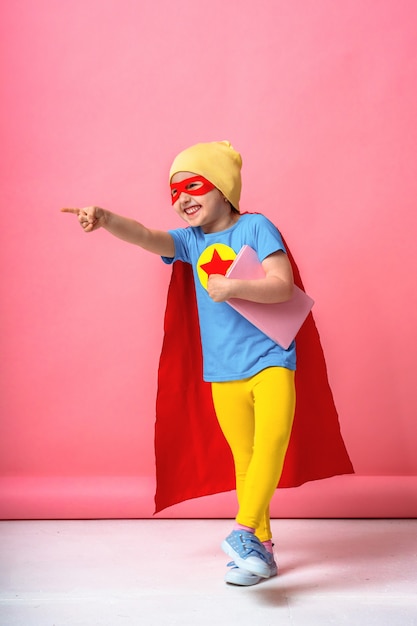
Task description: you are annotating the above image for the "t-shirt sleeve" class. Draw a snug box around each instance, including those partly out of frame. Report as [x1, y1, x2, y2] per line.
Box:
[161, 228, 191, 265]
[249, 214, 287, 262]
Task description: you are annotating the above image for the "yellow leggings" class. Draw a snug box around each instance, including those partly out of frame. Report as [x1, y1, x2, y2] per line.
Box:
[211, 366, 295, 543]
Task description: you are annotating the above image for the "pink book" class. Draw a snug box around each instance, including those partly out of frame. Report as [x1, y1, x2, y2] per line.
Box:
[226, 245, 314, 349]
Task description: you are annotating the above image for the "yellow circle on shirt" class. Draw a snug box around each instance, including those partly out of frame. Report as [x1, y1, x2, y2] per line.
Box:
[196, 243, 236, 290]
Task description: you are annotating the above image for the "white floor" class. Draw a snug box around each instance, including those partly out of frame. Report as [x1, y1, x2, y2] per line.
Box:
[0, 519, 416, 626]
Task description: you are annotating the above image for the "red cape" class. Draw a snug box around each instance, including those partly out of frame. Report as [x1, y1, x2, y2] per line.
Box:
[154, 240, 354, 514]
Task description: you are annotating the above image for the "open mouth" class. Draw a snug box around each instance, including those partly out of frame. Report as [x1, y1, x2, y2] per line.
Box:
[184, 205, 201, 216]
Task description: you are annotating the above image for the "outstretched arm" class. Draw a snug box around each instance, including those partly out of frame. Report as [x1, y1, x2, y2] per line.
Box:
[61, 206, 175, 257]
[207, 250, 294, 304]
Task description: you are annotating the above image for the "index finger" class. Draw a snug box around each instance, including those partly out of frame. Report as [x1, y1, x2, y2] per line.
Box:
[61, 207, 81, 214]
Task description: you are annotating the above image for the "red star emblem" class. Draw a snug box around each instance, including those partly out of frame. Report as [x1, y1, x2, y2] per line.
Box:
[200, 249, 234, 277]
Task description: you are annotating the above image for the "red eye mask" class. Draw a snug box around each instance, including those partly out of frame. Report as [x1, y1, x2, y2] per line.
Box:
[170, 175, 216, 204]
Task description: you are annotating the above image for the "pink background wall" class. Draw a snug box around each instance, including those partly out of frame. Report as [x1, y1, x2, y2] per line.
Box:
[1, 0, 416, 519]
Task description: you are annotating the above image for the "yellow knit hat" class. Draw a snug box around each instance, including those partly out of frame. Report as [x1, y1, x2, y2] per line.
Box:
[169, 140, 242, 211]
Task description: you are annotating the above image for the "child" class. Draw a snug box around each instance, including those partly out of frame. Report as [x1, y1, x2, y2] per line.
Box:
[62, 140, 348, 586]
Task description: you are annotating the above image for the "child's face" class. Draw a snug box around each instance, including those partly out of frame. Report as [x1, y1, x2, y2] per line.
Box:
[171, 171, 237, 234]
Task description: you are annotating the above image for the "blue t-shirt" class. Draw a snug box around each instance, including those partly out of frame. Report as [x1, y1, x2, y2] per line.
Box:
[162, 213, 296, 382]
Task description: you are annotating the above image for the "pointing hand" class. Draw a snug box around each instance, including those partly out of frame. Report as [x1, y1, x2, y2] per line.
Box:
[61, 206, 106, 232]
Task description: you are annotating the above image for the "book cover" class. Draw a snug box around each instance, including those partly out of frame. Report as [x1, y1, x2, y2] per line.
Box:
[226, 245, 314, 349]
